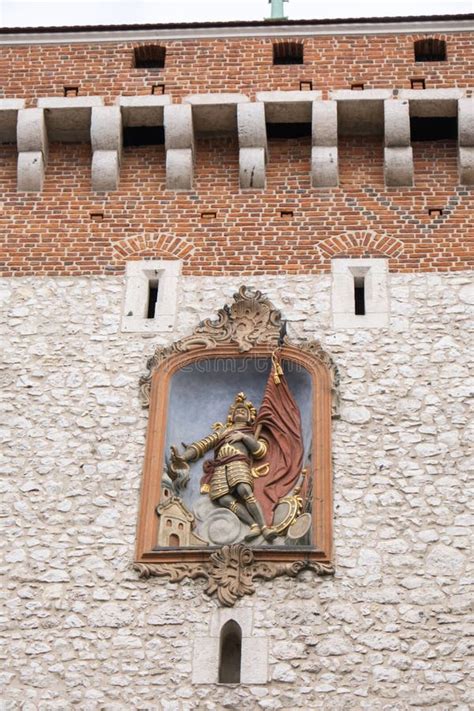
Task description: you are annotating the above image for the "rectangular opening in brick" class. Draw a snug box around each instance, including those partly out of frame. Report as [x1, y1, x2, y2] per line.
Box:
[299, 81, 313, 91]
[428, 208, 443, 217]
[146, 279, 159, 319]
[410, 78, 426, 89]
[351, 83, 365, 90]
[90, 212, 104, 221]
[63, 86, 79, 96]
[151, 84, 165, 95]
[123, 126, 165, 147]
[414, 38, 447, 62]
[280, 210, 294, 218]
[266, 123, 312, 139]
[354, 276, 366, 315]
[201, 211, 217, 220]
[273, 41, 304, 65]
[410, 116, 457, 141]
[134, 45, 166, 69]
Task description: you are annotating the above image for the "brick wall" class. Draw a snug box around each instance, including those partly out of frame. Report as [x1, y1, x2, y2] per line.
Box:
[1, 33, 473, 101]
[0, 30, 472, 276]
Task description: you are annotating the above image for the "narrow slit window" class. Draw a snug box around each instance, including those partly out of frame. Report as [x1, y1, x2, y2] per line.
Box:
[414, 38, 447, 62]
[273, 41, 304, 65]
[147, 279, 159, 319]
[218, 620, 242, 684]
[354, 276, 366, 315]
[134, 45, 166, 69]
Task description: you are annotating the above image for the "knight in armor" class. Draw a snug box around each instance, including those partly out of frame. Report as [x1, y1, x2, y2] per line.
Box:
[170, 392, 273, 541]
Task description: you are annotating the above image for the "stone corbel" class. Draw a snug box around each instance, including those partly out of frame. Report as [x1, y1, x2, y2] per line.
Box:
[458, 98, 474, 186]
[91, 106, 122, 192]
[312, 100, 338, 188]
[384, 99, 414, 187]
[17, 108, 48, 192]
[164, 104, 194, 190]
[237, 102, 267, 189]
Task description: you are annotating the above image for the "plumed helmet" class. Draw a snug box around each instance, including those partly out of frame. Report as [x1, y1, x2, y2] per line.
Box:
[227, 391, 257, 425]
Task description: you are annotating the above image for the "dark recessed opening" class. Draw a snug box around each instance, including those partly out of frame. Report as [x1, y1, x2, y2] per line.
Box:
[90, 212, 104, 221]
[410, 116, 458, 141]
[410, 78, 426, 90]
[428, 208, 443, 217]
[266, 122, 312, 139]
[280, 210, 294, 218]
[354, 276, 366, 316]
[273, 41, 304, 65]
[218, 621, 242, 684]
[168, 533, 180, 547]
[415, 38, 447, 62]
[134, 44, 166, 69]
[63, 86, 79, 96]
[351, 83, 365, 90]
[147, 279, 159, 319]
[201, 211, 217, 220]
[299, 80, 313, 91]
[123, 126, 165, 147]
[151, 84, 165, 95]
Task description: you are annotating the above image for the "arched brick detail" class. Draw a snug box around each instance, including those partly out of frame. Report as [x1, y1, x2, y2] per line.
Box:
[111, 235, 193, 261]
[318, 230, 404, 259]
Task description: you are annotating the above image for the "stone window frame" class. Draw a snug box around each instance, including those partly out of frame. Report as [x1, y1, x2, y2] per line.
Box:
[192, 607, 268, 685]
[121, 259, 181, 333]
[331, 257, 390, 329]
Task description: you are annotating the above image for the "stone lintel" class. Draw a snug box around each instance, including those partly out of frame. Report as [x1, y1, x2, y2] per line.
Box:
[183, 94, 250, 134]
[331, 91, 391, 136]
[399, 89, 464, 117]
[37, 96, 105, 142]
[330, 89, 393, 102]
[17, 151, 45, 192]
[0, 99, 26, 143]
[256, 90, 322, 123]
[117, 95, 172, 127]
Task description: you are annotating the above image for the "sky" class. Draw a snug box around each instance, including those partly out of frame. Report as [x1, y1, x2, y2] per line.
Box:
[0, 0, 472, 29]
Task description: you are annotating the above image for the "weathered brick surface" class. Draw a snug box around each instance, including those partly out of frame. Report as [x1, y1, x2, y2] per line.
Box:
[0, 30, 472, 276]
[0, 33, 473, 101]
[0, 137, 472, 276]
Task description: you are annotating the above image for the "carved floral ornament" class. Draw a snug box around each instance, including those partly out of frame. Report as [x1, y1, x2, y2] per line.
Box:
[135, 286, 337, 606]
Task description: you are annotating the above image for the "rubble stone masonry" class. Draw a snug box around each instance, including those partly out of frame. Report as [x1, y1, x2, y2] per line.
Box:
[1, 17, 473, 711]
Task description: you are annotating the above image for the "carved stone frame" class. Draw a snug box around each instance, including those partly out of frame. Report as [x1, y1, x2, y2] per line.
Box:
[134, 287, 336, 605]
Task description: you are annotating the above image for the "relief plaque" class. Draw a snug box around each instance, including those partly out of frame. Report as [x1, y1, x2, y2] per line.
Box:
[134, 287, 336, 605]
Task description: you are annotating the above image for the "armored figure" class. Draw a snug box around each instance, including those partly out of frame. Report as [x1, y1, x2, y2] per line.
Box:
[170, 393, 274, 541]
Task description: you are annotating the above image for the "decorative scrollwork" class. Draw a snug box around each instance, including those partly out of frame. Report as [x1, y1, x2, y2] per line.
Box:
[133, 545, 334, 607]
[139, 285, 339, 412]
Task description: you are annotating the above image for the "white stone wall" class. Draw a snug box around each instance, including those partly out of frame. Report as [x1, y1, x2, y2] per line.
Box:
[1, 273, 473, 710]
